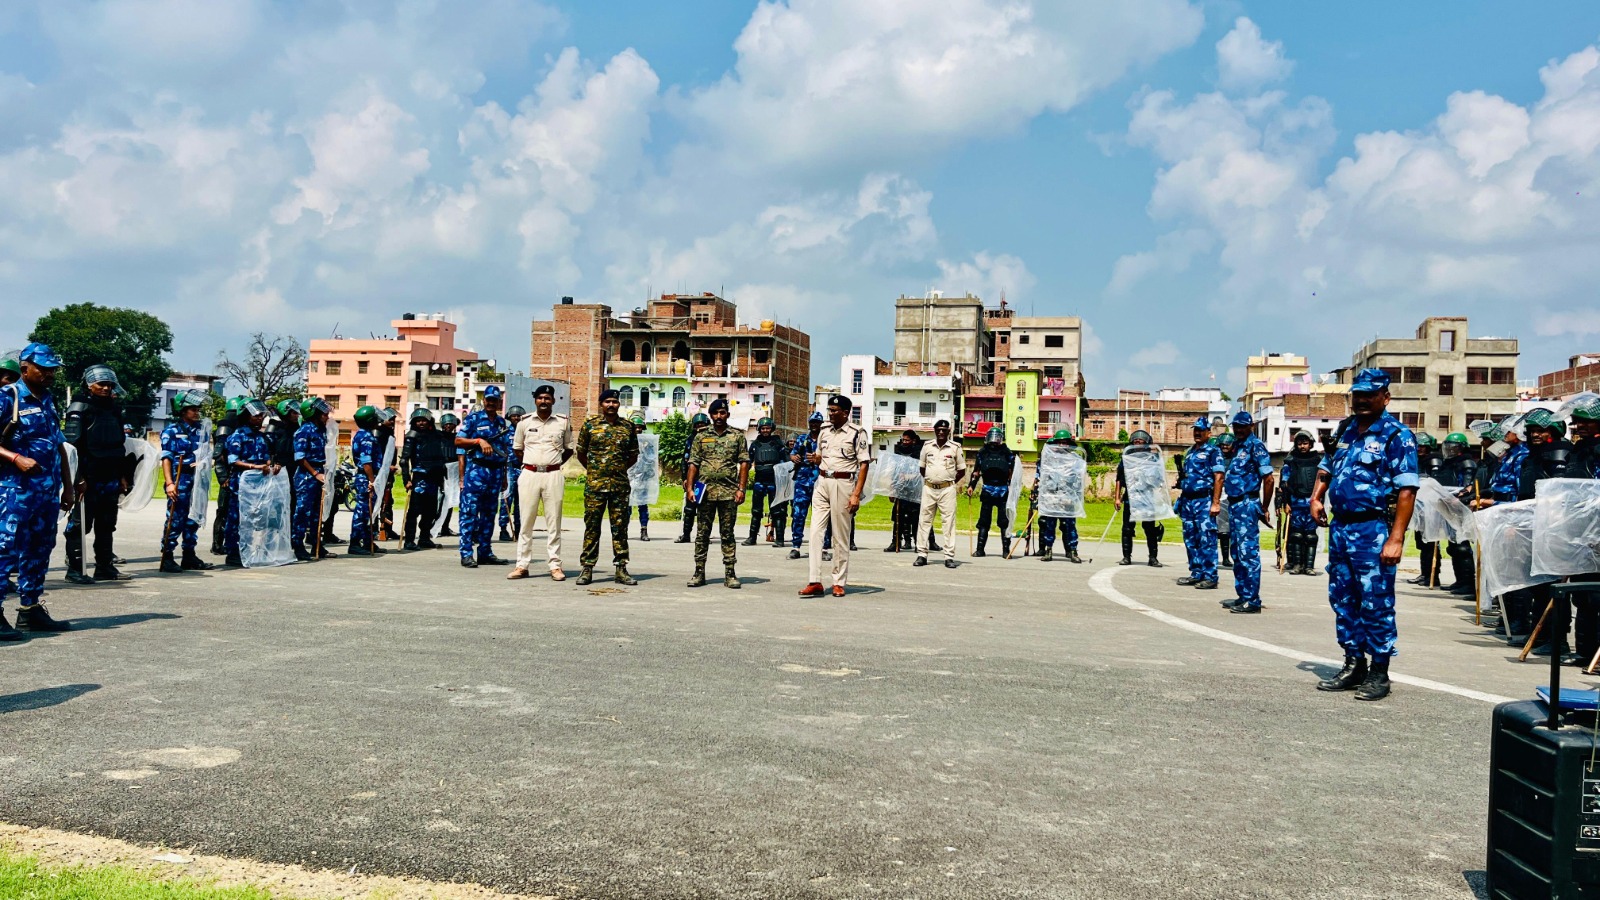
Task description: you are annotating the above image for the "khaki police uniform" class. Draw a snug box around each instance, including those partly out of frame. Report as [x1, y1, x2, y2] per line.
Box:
[809, 422, 872, 587]
[513, 412, 574, 572]
[916, 439, 964, 561]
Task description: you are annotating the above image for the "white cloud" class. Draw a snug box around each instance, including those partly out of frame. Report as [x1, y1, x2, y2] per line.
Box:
[934, 252, 1036, 305]
[1108, 228, 1213, 294]
[1215, 17, 1291, 92]
[686, 0, 1203, 170]
[1118, 24, 1600, 375]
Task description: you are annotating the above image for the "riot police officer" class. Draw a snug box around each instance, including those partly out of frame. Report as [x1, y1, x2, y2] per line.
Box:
[63, 365, 134, 583]
[745, 417, 789, 547]
[434, 412, 461, 538]
[787, 412, 824, 559]
[211, 396, 243, 555]
[1220, 413, 1274, 613]
[1175, 417, 1222, 588]
[1114, 430, 1166, 568]
[1034, 430, 1083, 563]
[0, 344, 72, 637]
[1436, 432, 1478, 596]
[1277, 431, 1322, 576]
[292, 398, 335, 561]
[1408, 432, 1443, 586]
[676, 413, 711, 543]
[347, 405, 385, 557]
[223, 399, 276, 568]
[966, 426, 1016, 558]
[498, 404, 526, 542]
[401, 408, 453, 551]
[159, 389, 215, 573]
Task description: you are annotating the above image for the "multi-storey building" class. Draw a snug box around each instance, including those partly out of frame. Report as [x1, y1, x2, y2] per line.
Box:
[1252, 392, 1352, 453]
[530, 293, 811, 432]
[1242, 353, 1309, 413]
[1081, 391, 1211, 450]
[307, 314, 478, 435]
[1537, 353, 1600, 399]
[148, 372, 222, 437]
[1340, 316, 1519, 435]
[893, 291, 986, 381]
[838, 355, 961, 455]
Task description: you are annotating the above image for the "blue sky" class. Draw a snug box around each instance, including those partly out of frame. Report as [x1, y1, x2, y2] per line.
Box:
[1, 1, 1597, 397]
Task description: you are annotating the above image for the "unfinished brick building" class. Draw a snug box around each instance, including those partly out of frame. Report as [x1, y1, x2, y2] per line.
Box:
[529, 293, 812, 431]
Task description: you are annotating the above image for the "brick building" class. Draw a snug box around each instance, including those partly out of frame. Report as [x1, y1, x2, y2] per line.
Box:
[1081, 391, 1211, 449]
[1538, 353, 1600, 398]
[1340, 316, 1519, 435]
[1253, 391, 1352, 453]
[529, 293, 811, 431]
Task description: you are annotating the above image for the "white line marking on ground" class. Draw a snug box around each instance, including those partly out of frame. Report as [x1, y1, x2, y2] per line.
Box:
[1087, 567, 1515, 705]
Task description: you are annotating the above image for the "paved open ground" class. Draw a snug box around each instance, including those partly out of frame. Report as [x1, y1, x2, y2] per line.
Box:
[1, 505, 1566, 899]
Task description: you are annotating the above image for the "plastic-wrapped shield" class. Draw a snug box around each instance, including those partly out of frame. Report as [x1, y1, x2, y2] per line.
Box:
[773, 461, 795, 505]
[872, 452, 924, 503]
[1476, 500, 1557, 598]
[370, 440, 395, 525]
[189, 434, 213, 528]
[443, 460, 460, 511]
[320, 418, 338, 523]
[1410, 478, 1476, 544]
[1122, 446, 1176, 522]
[1037, 444, 1087, 519]
[237, 469, 294, 567]
[60, 444, 78, 525]
[119, 437, 160, 511]
[1532, 478, 1600, 578]
[1006, 454, 1024, 522]
[629, 432, 661, 507]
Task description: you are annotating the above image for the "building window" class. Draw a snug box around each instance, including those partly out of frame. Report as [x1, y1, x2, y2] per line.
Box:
[919, 402, 935, 417]
[309, 360, 320, 374]
[851, 369, 863, 393]
[1439, 330, 1455, 352]
[999, 334, 1008, 345]
[1400, 411, 1423, 428]
[386, 361, 402, 377]
[1014, 416, 1025, 437]
[385, 395, 400, 408]
[325, 361, 342, 376]
[701, 350, 716, 366]
[1044, 365, 1063, 379]
[1017, 334, 1030, 345]
[1438, 374, 1454, 396]
[1438, 414, 1451, 431]
[413, 371, 423, 390]
[1491, 367, 1515, 385]
[851, 408, 861, 424]
[1015, 381, 1026, 399]
[1402, 367, 1425, 384]
[1379, 367, 1401, 384]
[753, 394, 765, 405]
[1467, 367, 1489, 385]
[1045, 334, 1064, 349]
[358, 360, 369, 375]
[356, 394, 368, 405]
[618, 386, 634, 404]
[753, 348, 769, 364]
[328, 396, 341, 410]
[620, 340, 636, 362]
[672, 387, 686, 407]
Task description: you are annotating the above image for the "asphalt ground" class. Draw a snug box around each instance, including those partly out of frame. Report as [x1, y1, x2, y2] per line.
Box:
[1, 505, 1564, 899]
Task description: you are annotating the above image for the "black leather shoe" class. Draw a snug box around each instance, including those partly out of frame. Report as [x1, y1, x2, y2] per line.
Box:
[459, 557, 477, 568]
[370, 545, 388, 555]
[435, 529, 453, 538]
[688, 570, 707, 587]
[347, 547, 373, 557]
[478, 555, 510, 566]
[498, 528, 513, 542]
[1147, 558, 1162, 568]
[1195, 579, 1218, 589]
[0, 612, 22, 641]
[294, 549, 314, 562]
[1354, 663, 1391, 701]
[224, 554, 244, 568]
[1229, 603, 1261, 614]
[973, 548, 986, 557]
[944, 559, 957, 569]
[417, 539, 438, 550]
[912, 557, 927, 567]
[402, 540, 418, 551]
[181, 553, 215, 571]
[883, 544, 898, 553]
[674, 535, 691, 544]
[1317, 656, 1368, 692]
[65, 570, 95, 585]
[741, 538, 757, 546]
[1176, 576, 1199, 586]
[322, 534, 347, 545]
[1118, 557, 1134, 566]
[15, 604, 69, 632]
[317, 548, 337, 560]
[159, 555, 184, 574]
[788, 549, 802, 560]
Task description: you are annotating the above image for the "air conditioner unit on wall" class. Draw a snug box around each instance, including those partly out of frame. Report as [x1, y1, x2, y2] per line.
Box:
[939, 392, 949, 401]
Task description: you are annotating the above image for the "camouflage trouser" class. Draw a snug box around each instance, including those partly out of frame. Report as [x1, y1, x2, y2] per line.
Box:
[695, 499, 738, 570]
[581, 489, 630, 568]
[1328, 518, 1398, 659]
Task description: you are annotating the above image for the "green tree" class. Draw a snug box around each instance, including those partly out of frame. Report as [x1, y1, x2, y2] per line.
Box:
[29, 303, 173, 427]
[656, 411, 691, 480]
[216, 333, 306, 406]
[1116, 428, 1130, 443]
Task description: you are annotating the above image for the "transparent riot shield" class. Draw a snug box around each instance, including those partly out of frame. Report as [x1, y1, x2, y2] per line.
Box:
[1037, 444, 1088, 519]
[1476, 500, 1557, 598]
[443, 460, 461, 512]
[237, 469, 294, 567]
[60, 444, 78, 527]
[319, 418, 338, 523]
[119, 437, 160, 511]
[774, 461, 795, 506]
[629, 432, 661, 507]
[370, 440, 395, 526]
[1122, 446, 1176, 522]
[872, 452, 924, 503]
[189, 423, 213, 529]
[1005, 454, 1024, 523]
[1410, 478, 1476, 545]
[1532, 478, 1600, 578]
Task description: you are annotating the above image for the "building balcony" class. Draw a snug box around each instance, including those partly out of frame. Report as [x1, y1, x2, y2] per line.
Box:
[964, 383, 1005, 398]
[606, 360, 692, 377]
[691, 363, 773, 381]
[874, 413, 945, 430]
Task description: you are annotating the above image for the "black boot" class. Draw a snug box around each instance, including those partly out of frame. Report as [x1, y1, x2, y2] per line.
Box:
[224, 553, 244, 568]
[181, 551, 215, 571]
[293, 545, 314, 562]
[1304, 534, 1320, 576]
[1354, 659, 1391, 701]
[1146, 525, 1163, 567]
[160, 554, 184, 574]
[65, 568, 95, 586]
[974, 536, 987, 558]
[1219, 535, 1232, 567]
[1316, 655, 1367, 692]
[1066, 549, 1082, 563]
[15, 604, 70, 632]
[1001, 539, 1012, 559]
[688, 567, 707, 588]
[498, 527, 513, 543]
[0, 611, 21, 641]
[93, 564, 132, 582]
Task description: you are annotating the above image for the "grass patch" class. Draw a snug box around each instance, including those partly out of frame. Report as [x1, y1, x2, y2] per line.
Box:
[0, 849, 284, 900]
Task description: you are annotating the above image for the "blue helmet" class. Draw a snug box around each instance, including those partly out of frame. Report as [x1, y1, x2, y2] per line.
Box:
[808, 411, 824, 424]
[1231, 411, 1254, 426]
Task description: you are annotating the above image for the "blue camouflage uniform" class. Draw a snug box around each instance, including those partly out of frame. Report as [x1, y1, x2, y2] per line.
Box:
[1320, 405, 1418, 661]
[0, 379, 65, 611]
[1488, 441, 1526, 502]
[457, 406, 513, 562]
[1038, 511, 1078, 553]
[789, 431, 820, 546]
[159, 419, 205, 555]
[292, 421, 327, 553]
[498, 467, 520, 534]
[223, 423, 271, 558]
[1176, 433, 1223, 582]
[350, 427, 377, 551]
[1223, 427, 1274, 609]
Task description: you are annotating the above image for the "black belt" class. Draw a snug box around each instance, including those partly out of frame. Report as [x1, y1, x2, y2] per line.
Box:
[1334, 509, 1389, 523]
[1181, 490, 1210, 500]
[1227, 494, 1257, 505]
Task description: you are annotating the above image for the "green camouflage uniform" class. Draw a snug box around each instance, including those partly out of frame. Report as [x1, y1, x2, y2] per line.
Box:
[690, 427, 749, 569]
[578, 416, 639, 567]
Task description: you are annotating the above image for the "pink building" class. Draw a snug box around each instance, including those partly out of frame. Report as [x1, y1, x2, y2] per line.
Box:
[307, 314, 478, 438]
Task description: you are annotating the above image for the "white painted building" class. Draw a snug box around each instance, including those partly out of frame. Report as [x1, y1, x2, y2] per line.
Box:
[1156, 386, 1230, 421]
[838, 355, 959, 456]
[1254, 404, 1346, 454]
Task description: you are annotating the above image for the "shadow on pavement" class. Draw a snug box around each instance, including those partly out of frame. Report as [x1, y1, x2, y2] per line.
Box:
[65, 612, 183, 632]
[1295, 660, 1340, 679]
[1461, 869, 1488, 899]
[0, 683, 100, 714]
